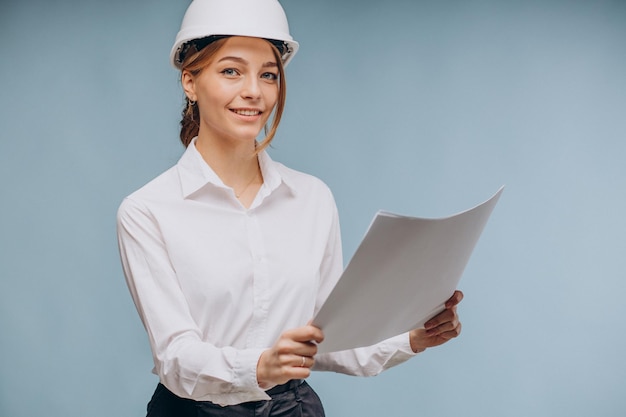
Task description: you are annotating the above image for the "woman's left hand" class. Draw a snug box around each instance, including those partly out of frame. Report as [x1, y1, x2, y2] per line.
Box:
[409, 290, 463, 353]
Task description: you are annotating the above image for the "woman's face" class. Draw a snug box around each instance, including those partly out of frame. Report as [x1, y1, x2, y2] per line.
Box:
[183, 36, 280, 145]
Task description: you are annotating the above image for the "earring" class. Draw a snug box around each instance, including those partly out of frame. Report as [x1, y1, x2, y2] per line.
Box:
[186, 99, 196, 121]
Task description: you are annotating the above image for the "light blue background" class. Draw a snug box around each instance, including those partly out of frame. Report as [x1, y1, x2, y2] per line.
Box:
[1, 1, 625, 416]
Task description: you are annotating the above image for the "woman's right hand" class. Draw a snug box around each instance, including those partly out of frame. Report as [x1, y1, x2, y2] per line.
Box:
[256, 325, 324, 389]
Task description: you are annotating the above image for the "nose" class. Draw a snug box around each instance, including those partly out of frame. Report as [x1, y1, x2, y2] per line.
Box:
[240, 75, 261, 99]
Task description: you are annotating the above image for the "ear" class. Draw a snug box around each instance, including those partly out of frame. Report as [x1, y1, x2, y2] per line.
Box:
[181, 70, 197, 102]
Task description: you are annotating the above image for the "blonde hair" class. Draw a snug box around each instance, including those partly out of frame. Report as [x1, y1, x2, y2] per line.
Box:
[178, 37, 287, 154]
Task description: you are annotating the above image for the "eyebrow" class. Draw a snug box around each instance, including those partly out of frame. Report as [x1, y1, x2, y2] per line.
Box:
[217, 56, 278, 68]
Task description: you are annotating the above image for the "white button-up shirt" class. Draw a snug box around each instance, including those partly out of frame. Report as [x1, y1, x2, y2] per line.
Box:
[117, 139, 417, 406]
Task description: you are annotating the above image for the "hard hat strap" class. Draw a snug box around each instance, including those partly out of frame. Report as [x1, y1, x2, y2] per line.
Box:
[176, 35, 291, 66]
[176, 35, 230, 65]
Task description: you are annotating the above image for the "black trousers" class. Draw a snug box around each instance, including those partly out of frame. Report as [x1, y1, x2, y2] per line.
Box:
[146, 380, 325, 417]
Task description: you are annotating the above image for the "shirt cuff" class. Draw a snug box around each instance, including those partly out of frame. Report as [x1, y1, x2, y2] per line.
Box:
[381, 332, 422, 369]
[236, 347, 272, 396]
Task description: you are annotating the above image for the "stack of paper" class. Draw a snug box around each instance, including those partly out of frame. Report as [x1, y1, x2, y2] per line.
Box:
[313, 187, 504, 353]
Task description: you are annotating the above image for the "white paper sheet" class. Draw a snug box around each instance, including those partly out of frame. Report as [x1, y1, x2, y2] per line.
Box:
[312, 187, 504, 353]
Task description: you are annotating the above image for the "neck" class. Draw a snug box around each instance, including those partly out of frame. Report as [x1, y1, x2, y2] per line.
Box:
[194, 133, 261, 192]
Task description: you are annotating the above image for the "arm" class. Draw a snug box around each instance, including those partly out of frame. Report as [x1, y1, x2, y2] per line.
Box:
[117, 198, 267, 404]
[313, 291, 463, 376]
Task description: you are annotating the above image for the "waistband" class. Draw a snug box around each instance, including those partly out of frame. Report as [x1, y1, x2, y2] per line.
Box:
[265, 379, 304, 396]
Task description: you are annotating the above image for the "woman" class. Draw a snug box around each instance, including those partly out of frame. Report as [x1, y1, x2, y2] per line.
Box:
[117, 0, 463, 415]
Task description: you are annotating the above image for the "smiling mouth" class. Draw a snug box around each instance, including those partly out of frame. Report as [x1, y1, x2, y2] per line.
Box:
[231, 109, 262, 116]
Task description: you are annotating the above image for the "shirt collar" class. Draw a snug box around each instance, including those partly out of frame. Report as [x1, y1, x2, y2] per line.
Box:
[177, 137, 298, 200]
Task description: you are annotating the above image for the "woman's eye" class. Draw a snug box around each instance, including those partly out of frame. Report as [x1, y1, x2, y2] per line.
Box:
[221, 68, 239, 76]
[261, 72, 278, 81]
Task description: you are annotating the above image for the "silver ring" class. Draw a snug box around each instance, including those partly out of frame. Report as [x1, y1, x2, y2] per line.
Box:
[300, 356, 306, 367]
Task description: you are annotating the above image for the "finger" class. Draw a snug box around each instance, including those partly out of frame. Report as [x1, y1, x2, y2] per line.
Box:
[438, 322, 462, 340]
[425, 318, 459, 336]
[275, 339, 318, 360]
[285, 325, 325, 344]
[276, 333, 321, 359]
[445, 290, 464, 308]
[424, 308, 456, 329]
[292, 354, 314, 369]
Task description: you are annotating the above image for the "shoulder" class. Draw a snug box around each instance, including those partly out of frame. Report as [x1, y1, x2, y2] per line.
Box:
[274, 162, 335, 201]
[117, 165, 180, 222]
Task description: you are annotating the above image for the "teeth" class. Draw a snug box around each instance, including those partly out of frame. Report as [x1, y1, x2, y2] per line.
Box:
[233, 109, 260, 116]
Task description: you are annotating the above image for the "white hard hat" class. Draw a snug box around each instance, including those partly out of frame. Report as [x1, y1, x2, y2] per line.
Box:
[170, 0, 299, 69]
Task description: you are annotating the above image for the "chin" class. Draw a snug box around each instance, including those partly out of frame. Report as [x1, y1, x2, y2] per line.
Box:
[237, 128, 266, 142]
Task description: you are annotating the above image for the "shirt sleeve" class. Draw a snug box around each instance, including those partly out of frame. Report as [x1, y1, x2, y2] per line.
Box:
[117, 197, 270, 405]
[313, 333, 419, 376]
[311, 195, 421, 376]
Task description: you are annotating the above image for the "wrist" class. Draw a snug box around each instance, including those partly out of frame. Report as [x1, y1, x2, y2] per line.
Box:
[409, 330, 427, 353]
[256, 350, 270, 389]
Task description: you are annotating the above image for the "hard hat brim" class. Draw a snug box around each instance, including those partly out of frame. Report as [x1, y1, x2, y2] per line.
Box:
[170, 34, 299, 69]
